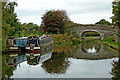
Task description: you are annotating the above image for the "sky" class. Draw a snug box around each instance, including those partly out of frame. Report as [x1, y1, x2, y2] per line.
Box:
[10, 0, 114, 25]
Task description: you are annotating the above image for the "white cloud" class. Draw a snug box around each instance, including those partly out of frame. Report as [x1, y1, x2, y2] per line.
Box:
[10, 0, 114, 25]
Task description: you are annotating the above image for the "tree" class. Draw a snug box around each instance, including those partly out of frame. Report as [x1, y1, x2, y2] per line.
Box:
[95, 19, 112, 26]
[111, 58, 120, 80]
[2, 1, 19, 36]
[111, 0, 120, 29]
[2, 1, 19, 51]
[41, 10, 69, 34]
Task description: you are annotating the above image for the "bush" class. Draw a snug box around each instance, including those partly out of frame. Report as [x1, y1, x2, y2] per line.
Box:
[52, 33, 81, 46]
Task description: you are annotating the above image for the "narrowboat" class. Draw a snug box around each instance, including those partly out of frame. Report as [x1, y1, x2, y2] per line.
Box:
[25, 34, 53, 53]
[7, 37, 28, 52]
[40, 43, 53, 55]
[25, 36, 41, 53]
[16, 37, 28, 47]
[39, 34, 53, 47]
[7, 37, 19, 52]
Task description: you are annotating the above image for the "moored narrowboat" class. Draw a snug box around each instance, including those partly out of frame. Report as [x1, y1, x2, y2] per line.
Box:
[25, 36, 41, 53]
[39, 34, 53, 47]
[7, 34, 53, 53]
[7, 37, 28, 52]
[7, 37, 19, 52]
[16, 37, 28, 47]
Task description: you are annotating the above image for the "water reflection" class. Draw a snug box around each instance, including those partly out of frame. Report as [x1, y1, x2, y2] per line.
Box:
[26, 53, 40, 65]
[41, 52, 70, 74]
[2, 54, 17, 79]
[87, 47, 97, 53]
[2, 39, 119, 78]
[81, 40, 101, 54]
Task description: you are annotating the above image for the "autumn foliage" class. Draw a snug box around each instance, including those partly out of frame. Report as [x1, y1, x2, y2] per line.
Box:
[41, 10, 69, 33]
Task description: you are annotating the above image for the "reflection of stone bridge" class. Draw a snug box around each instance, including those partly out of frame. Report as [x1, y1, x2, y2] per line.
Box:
[68, 45, 118, 60]
[69, 25, 114, 40]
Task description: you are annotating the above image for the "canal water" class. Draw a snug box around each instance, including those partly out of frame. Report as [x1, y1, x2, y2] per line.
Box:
[2, 39, 119, 78]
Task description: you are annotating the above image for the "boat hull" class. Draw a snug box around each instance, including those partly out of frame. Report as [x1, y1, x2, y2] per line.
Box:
[25, 47, 40, 53]
[8, 46, 19, 52]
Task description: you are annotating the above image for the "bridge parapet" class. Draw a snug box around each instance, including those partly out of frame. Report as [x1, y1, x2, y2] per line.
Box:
[70, 25, 113, 31]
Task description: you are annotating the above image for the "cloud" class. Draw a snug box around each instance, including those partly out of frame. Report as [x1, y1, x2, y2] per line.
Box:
[12, 0, 114, 25]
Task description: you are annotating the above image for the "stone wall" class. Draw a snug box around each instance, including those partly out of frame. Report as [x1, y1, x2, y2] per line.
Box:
[69, 25, 114, 40]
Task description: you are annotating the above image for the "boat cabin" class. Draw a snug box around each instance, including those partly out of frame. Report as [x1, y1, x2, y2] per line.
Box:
[16, 37, 28, 47]
[39, 35, 53, 47]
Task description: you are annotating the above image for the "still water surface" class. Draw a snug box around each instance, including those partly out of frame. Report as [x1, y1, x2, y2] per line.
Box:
[2, 40, 119, 78]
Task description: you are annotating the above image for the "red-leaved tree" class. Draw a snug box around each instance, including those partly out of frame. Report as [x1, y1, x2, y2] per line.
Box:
[41, 10, 69, 33]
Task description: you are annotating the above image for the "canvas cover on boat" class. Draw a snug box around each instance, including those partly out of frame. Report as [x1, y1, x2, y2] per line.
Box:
[16, 38, 28, 47]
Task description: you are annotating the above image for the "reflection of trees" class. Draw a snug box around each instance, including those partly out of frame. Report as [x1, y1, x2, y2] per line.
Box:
[111, 56, 120, 80]
[41, 52, 70, 74]
[2, 54, 17, 79]
[53, 45, 78, 54]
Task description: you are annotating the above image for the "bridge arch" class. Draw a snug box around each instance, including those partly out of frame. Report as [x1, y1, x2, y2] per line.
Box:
[70, 25, 114, 40]
[81, 30, 101, 40]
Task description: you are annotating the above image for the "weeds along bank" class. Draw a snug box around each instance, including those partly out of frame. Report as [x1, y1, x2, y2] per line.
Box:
[52, 33, 81, 46]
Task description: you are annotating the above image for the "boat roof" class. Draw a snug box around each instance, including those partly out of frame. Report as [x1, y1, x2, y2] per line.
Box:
[17, 37, 28, 39]
[40, 35, 51, 38]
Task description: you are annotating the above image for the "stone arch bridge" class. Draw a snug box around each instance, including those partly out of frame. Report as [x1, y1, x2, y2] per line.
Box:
[69, 24, 114, 40]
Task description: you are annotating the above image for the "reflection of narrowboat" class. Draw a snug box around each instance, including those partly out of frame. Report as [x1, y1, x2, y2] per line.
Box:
[6, 53, 18, 67]
[26, 50, 53, 65]
[26, 53, 40, 65]
[7, 37, 18, 52]
[26, 44, 53, 65]
[39, 51, 53, 64]
[6, 53, 27, 67]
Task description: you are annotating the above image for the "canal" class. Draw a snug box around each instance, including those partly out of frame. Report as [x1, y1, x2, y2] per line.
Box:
[2, 39, 119, 79]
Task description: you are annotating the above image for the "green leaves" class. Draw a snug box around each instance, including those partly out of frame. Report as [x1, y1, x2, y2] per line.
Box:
[2, 1, 19, 51]
[112, 0, 120, 29]
[95, 19, 113, 26]
[41, 10, 69, 34]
